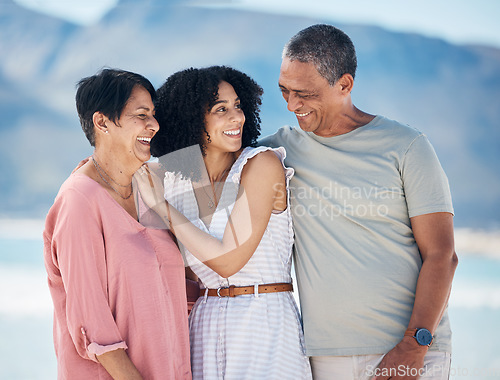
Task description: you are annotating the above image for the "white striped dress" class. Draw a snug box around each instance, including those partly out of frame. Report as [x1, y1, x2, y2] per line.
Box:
[164, 146, 312, 380]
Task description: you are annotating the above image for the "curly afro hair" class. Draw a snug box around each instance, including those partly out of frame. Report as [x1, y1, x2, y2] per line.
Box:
[150, 66, 263, 162]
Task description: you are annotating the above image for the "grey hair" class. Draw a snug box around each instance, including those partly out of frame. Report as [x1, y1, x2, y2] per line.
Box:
[282, 24, 357, 86]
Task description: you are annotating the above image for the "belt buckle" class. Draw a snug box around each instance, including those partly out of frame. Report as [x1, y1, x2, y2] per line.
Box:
[216, 286, 223, 298]
[217, 285, 236, 297]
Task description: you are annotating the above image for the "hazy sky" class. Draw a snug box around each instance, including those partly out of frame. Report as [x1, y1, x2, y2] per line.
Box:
[13, 0, 500, 49]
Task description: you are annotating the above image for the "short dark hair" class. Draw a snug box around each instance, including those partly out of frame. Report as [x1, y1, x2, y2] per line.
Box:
[283, 24, 357, 86]
[151, 66, 263, 161]
[75, 68, 156, 146]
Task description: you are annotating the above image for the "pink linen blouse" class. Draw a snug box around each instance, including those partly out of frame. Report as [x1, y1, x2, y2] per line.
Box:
[43, 173, 191, 379]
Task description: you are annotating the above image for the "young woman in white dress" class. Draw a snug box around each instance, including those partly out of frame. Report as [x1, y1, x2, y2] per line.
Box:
[138, 66, 312, 380]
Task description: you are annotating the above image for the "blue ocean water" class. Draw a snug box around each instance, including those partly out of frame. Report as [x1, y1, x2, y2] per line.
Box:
[1, 238, 499, 379]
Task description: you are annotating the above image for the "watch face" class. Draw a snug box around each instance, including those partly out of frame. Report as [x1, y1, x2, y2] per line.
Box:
[415, 328, 433, 346]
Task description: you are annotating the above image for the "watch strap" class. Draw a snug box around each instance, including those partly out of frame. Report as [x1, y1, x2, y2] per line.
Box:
[404, 328, 418, 338]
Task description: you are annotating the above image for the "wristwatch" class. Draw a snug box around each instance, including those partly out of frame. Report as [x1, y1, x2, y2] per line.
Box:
[404, 328, 433, 346]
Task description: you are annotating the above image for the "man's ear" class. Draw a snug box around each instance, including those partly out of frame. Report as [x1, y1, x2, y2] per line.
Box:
[338, 74, 354, 94]
[93, 111, 109, 135]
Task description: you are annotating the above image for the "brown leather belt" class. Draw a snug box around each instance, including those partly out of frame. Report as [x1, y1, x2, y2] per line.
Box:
[201, 282, 293, 298]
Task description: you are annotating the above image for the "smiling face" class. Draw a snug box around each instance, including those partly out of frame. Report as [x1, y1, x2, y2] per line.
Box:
[279, 57, 344, 137]
[203, 81, 245, 155]
[107, 85, 159, 164]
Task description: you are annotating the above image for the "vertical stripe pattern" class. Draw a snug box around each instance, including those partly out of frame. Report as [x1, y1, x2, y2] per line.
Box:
[164, 146, 312, 380]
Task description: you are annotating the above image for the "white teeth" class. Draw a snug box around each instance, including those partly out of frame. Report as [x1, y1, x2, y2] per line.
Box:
[296, 112, 311, 117]
[137, 137, 151, 143]
[223, 130, 240, 136]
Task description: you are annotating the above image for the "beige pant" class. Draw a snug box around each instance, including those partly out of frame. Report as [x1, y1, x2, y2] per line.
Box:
[310, 351, 451, 380]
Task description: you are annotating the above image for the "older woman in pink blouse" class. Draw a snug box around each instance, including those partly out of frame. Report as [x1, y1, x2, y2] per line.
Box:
[43, 69, 191, 379]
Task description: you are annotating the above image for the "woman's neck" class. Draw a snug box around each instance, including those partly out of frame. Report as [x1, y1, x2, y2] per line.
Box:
[92, 149, 137, 186]
[203, 151, 237, 183]
[88, 149, 138, 220]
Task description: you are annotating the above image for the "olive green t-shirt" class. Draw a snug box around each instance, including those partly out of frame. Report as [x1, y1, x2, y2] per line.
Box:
[260, 115, 453, 356]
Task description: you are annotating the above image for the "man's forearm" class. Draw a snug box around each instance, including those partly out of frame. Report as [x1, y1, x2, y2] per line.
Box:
[408, 251, 458, 333]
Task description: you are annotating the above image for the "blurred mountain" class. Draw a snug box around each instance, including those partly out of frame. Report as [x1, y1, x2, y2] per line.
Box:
[1, 0, 499, 227]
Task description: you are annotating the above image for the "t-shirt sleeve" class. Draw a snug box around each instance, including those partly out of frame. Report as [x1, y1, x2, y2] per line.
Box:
[49, 188, 127, 362]
[400, 134, 454, 218]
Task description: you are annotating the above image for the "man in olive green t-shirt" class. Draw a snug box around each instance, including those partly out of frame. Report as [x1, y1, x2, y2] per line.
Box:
[260, 24, 457, 380]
